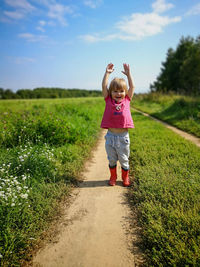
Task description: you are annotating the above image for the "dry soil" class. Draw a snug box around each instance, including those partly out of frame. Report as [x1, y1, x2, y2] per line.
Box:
[32, 130, 144, 267]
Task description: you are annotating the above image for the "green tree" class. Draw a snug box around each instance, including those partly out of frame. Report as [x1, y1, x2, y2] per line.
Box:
[16, 89, 35, 99]
[0, 88, 4, 99]
[3, 89, 18, 99]
[151, 36, 200, 95]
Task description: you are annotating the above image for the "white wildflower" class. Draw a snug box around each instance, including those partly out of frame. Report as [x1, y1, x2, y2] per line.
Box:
[21, 193, 28, 199]
[22, 175, 27, 181]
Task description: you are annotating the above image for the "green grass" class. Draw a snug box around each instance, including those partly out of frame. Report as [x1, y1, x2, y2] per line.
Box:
[0, 97, 104, 266]
[129, 111, 200, 266]
[2, 95, 200, 266]
[132, 93, 200, 137]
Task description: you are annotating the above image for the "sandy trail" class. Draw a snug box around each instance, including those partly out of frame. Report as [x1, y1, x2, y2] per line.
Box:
[32, 130, 143, 267]
[31, 109, 200, 267]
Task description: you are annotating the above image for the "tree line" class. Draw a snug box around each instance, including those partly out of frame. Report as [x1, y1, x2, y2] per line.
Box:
[150, 35, 200, 95]
[0, 87, 102, 99]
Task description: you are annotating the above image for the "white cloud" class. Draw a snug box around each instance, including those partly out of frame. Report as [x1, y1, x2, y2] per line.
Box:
[14, 57, 36, 64]
[18, 32, 58, 45]
[34, 0, 74, 26]
[116, 13, 181, 40]
[36, 20, 46, 32]
[47, 3, 73, 26]
[39, 20, 46, 26]
[80, 33, 117, 42]
[6, 56, 36, 64]
[81, 0, 181, 43]
[4, 10, 26, 19]
[3, 0, 35, 21]
[18, 33, 47, 42]
[47, 20, 56, 26]
[84, 0, 102, 9]
[80, 34, 100, 42]
[36, 26, 45, 32]
[3, 0, 74, 26]
[152, 0, 174, 14]
[36, 19, 56, 32]
[186, 3, 200, 16]
[5, 0, 35, 11]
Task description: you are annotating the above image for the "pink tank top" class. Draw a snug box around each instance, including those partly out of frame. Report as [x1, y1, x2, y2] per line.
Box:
[101, 95, 134, 129]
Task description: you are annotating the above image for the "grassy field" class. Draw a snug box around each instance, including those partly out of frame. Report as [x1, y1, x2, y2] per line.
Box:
[1, 96, 200, 266]
[0, 98, 104, 266]
[129, 110, 200, 266]
[132, 93, 200, 137]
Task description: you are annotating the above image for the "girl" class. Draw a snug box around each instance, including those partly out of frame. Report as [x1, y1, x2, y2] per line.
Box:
[101, 63, 135, 186]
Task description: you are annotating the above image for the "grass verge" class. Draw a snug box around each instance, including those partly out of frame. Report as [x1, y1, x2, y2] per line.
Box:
[129, 110, 200, 266]
[0, 97, 104, 266]
[132, 93, 200, 137]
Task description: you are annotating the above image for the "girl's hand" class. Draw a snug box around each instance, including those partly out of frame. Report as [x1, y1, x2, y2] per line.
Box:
[106, 63, 114, 74]
[121, 63, 131, 77]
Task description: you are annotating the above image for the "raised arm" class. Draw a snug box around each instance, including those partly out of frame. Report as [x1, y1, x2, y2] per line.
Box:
[102, 63, 114, 98]
[121, 63, 135, 99]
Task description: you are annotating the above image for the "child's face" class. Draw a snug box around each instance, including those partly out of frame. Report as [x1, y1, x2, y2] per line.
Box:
[111, 88, 126, 102]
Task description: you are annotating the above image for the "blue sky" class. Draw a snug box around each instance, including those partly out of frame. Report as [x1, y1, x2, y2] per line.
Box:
[0, 0, 200, 93]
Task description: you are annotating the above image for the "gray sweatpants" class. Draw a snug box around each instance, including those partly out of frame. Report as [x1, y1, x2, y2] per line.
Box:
[105, 130, 130, 170]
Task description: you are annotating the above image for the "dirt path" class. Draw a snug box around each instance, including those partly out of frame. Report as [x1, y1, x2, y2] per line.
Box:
[32, 130, 144, 267]
[133, 108, 200, 148]
[31, 109, 200, 267]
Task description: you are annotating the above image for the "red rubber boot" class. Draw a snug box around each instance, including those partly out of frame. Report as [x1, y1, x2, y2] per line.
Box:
[109, 166, 117, 186]
[122, 168, 130, 187]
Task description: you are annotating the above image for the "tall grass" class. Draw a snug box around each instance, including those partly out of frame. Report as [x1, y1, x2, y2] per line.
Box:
[129, 111, 200, 266]
[0, 98, 104, 266]
[132, 92, 200, 137]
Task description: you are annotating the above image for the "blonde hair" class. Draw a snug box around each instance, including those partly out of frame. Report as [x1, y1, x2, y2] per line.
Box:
[108, 78, 128, 97]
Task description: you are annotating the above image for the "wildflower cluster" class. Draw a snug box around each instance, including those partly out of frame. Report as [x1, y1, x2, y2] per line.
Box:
[0, 169, 31, 208]
[0, 142, 56, 210]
